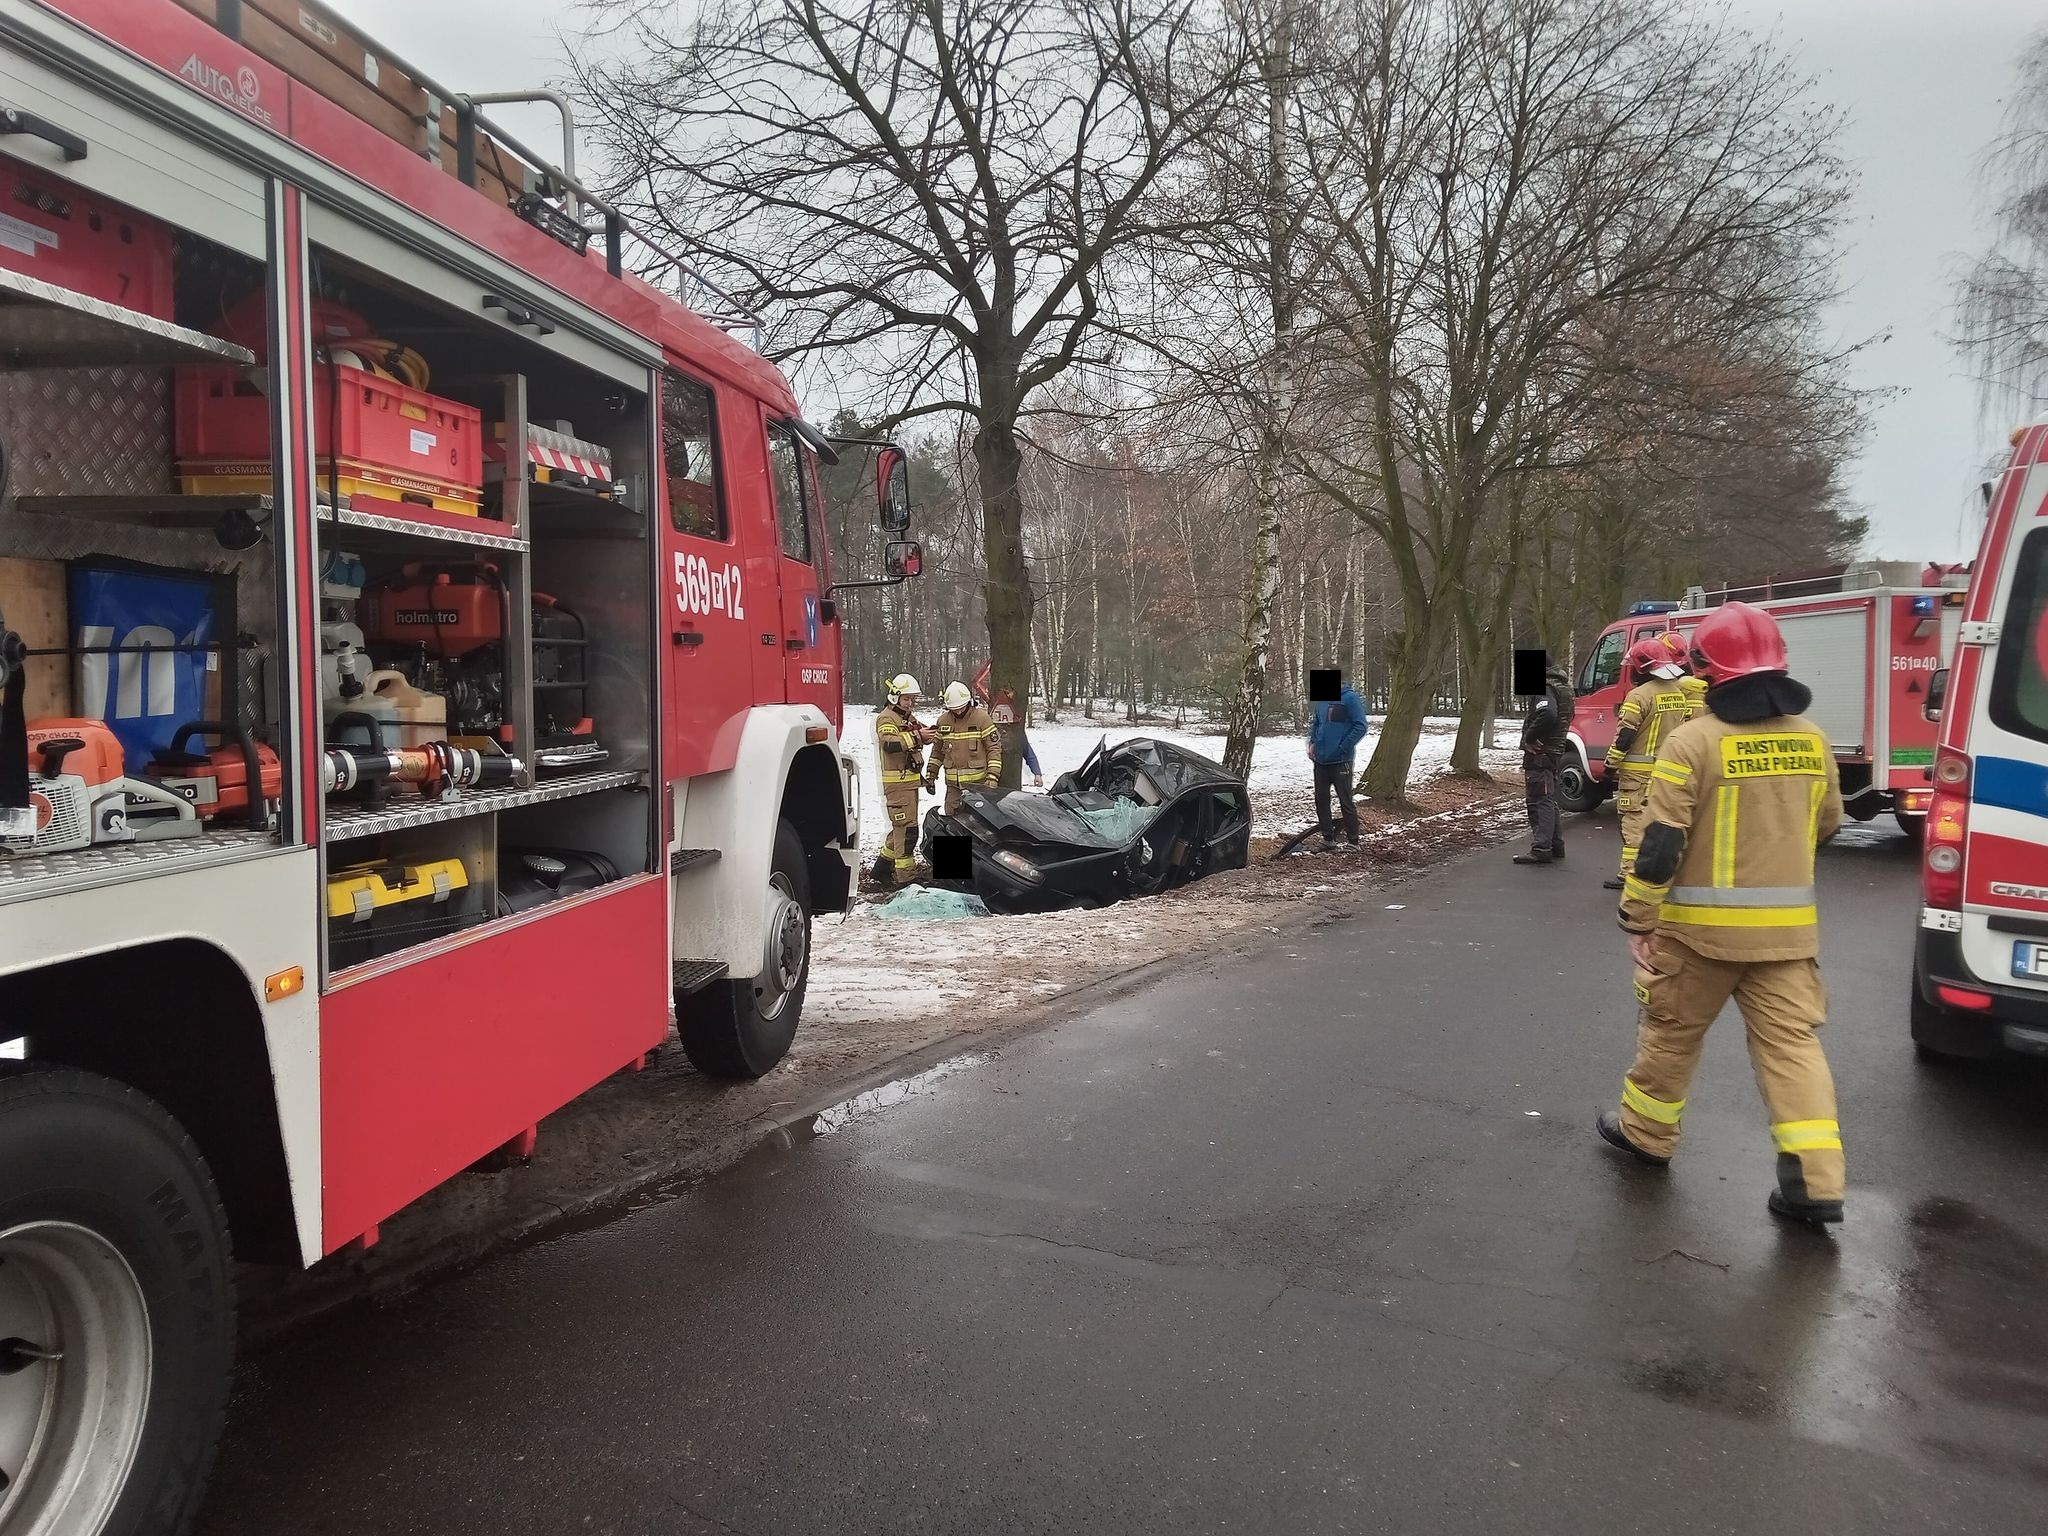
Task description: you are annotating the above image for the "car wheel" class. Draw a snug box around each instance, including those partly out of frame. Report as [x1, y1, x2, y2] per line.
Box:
[1894, 809, 1925, 841]
[1909, 954, 1978, 1064]
[678, 819, 811, 1079]
[1556, 752, 1598, 814]
[0, 1066, 234, 1536]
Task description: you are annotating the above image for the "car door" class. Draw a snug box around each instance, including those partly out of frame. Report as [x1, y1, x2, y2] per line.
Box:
[1574, 626, 1632, 757]
[763, 418, 838, 717]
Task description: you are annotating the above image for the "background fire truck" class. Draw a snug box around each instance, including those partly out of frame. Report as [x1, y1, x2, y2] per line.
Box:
[1557, 561, 1970, 833]
[0, 2, 918, 1532]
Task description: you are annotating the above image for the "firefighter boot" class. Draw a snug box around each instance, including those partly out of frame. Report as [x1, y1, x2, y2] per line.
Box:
[1740, 958, 1845, 1227]
[1603, 876, 1625, 890]
[1768, 1160, 1845, 1229]
[1596, 1110, 1671, 1167]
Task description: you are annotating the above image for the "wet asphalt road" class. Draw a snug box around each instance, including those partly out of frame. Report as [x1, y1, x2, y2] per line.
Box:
[199, 814, 2048, 1535]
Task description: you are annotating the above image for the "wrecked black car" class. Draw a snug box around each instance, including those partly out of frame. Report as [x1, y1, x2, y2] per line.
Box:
[922, 736, 1251, 910]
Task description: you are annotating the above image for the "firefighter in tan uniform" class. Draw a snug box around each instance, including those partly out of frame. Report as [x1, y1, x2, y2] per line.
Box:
[872, 674, 932, 887]
[926, 681, 1003, 813]
[1601, 634, 1707, 891]
[1599, 603, 1848, 1228]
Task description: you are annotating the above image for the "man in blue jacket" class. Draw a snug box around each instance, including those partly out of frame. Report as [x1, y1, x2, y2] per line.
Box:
[1307, 679, 1370, 847]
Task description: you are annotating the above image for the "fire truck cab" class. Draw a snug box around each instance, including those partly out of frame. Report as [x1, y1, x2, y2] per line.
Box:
[0, 3, 915, 1531]
[1912, 422, 2048, 1063]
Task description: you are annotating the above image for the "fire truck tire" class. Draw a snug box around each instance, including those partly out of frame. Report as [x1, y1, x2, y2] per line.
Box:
[1556, 751, 1599, 815]
[678, 819, 811, 1079]
[0, 1066, 233, 1536]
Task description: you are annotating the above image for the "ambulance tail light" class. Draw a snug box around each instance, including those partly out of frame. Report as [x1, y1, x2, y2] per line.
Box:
[1923, 747, 1971, 911]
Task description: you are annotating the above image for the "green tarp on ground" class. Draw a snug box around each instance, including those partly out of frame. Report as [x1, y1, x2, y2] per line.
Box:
[870, 883, 992, 919]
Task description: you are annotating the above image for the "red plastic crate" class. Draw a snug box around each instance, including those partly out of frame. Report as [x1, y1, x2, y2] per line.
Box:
[177, 364, 483, 497]
[0, 156, 175, 318]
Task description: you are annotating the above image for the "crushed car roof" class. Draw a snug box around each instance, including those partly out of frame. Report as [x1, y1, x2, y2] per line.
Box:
[1102, 737, 1243, 795]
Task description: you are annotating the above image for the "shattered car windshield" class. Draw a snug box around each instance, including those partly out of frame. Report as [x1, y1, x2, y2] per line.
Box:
[1068, 800, 1159, 842]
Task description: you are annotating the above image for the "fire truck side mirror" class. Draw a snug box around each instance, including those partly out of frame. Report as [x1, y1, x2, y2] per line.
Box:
[885, 540, 924, 580]
[1924, 666, 1948, 723]
[877, 446, 911, 533]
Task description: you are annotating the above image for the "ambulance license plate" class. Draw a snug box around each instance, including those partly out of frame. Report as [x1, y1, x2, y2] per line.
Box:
[2013, 941, 2048, 981]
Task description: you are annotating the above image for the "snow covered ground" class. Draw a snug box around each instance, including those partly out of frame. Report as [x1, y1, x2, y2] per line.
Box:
[841, 704, 1521, 849]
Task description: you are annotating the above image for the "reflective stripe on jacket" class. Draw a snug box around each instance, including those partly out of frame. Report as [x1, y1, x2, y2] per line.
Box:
[1619, 710, 1844, 961]
[874, 704, 926, 786]
[934, 704, 1002, 783]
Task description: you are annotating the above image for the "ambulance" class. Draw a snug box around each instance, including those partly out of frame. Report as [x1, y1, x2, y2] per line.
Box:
[1912, 426, 2048, 1061]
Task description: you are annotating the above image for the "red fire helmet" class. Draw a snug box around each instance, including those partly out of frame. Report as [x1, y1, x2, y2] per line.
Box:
[1657, 630, 1692, 669]
[1626, 637, 1685, 681]
[1689, 602, 1788, 685]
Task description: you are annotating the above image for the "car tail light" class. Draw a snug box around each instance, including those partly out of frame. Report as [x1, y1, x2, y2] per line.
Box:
[1923, 747, 1971, 910]
[1937, 984, 1995, 1011]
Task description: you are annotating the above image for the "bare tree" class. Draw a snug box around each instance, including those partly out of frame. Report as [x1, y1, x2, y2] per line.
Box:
[1959, 33, 2048, 427]
[1289, 0, 1851, 803]
[575, 0, 1245, 786]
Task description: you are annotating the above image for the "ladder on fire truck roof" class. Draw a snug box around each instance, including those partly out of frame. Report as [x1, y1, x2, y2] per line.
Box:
[1679, 560, 1973, 610]
[190, 0, 761, 339]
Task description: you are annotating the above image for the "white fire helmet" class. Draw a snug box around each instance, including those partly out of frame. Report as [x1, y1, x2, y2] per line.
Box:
[885, 673, 922, 702]
[941, 681, 973, 711]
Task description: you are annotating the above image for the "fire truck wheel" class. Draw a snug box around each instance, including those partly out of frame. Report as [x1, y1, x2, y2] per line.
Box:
[1556, 752, 1599, 815]
[0, 1067, 232, 1536]
[678, 819, 812, 1079]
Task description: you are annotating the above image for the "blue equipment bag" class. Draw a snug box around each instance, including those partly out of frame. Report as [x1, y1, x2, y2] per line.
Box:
[67, 558, 229, 767]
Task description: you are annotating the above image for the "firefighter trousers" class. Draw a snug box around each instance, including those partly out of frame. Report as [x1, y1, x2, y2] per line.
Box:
[943, 776, 989, 816]
[1619, 938, 1844, 1203]
[1613, 770, 1649, 878]
[882, 784, 921, 883]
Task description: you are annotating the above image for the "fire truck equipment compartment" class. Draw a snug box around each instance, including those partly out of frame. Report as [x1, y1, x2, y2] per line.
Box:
[326, 855, 475, 968]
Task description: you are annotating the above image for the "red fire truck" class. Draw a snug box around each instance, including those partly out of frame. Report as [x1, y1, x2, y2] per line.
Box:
[0, 3, 917, 1531]
[1557, 562, 1969, 832]
[1911, 425, 2048, 1062]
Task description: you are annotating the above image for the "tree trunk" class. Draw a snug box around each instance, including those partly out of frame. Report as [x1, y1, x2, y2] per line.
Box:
[1124, 483, 1139, 723]
[1361, 530, 1456, 806]
[1223, 440, 1284, 781]
[1451, 496, 1524, 775]
[1363, 633, 1436, 805]
[974, 415, 1032, 790]
[1222, 0, 1296, 781]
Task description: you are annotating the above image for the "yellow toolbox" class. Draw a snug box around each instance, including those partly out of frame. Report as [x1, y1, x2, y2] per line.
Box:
[326, 857, 472, 968]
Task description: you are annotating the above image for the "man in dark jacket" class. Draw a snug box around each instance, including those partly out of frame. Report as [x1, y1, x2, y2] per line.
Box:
[1307, 680, 1370, 847]
[1514, 663, 1576, 865]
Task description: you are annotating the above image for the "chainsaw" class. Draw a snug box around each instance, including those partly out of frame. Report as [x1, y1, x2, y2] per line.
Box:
[2, 719, 200, 854]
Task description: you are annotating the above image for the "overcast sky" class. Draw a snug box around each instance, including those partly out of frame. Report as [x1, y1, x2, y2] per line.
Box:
[330, 0, 2043, 565]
